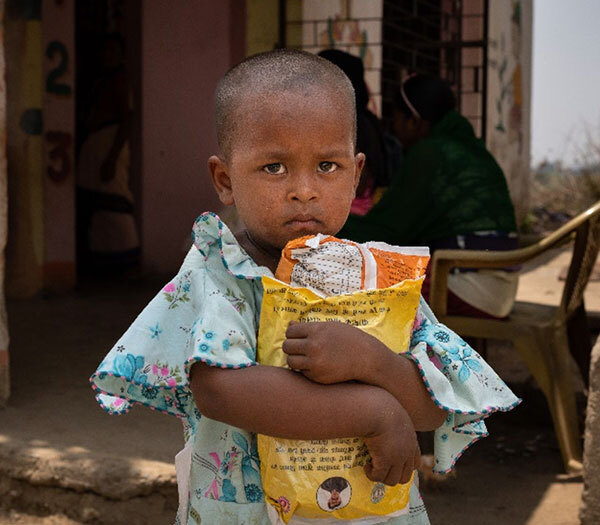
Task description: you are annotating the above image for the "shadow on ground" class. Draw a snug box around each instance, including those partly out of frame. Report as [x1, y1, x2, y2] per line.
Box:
[422, 383, 584, 525]
[0, 279, 587, 524]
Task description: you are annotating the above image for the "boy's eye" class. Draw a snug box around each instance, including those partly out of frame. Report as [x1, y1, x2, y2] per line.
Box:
[318, 162, 338, 173]
[263, 163, 285, 175]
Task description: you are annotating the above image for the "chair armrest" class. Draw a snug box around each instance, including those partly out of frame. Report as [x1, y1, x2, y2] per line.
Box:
[428, 200, 600, 317]
[429, 237, 572, 317]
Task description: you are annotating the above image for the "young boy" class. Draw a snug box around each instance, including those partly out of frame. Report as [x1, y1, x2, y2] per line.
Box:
[91, 50, 519, 525]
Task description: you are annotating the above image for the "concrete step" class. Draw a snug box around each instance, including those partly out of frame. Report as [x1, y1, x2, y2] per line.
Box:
[0, 440, 178, 524]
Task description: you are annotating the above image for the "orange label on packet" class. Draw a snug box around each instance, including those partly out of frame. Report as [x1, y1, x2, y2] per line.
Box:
[275, 235, 429, 293]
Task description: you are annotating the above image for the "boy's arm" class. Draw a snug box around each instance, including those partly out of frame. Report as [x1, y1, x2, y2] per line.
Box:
[283, 322, 448, 431]
[190, 362, 420, 486]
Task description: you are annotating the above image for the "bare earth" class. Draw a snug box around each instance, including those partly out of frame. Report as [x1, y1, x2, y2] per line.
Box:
[0, 244, 596, 524]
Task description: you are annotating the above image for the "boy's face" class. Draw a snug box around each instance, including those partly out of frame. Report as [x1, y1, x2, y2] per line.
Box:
[328, 489, 342, 509]
[210, 88, 364, 255]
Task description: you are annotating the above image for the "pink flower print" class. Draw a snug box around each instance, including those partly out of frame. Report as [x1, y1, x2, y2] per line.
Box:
[278, 496, 291, 514]
[205, 478, 219, 500]
[114, 398, 124, 407]
[167, 377, 177, 387]
[163, 282, 176, 293]
[209, 452, 221, 468]
[204, 452, 222, 500]
[152, 364, 159, 375]
[412, 312, 424, 332]
[161, 366, 169, 377]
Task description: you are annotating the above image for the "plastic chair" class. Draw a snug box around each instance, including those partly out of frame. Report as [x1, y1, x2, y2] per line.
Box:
[429, 200, 600, 473]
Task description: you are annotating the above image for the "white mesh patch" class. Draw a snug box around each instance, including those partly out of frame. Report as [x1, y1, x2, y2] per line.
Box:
[289, 242, 363, 295]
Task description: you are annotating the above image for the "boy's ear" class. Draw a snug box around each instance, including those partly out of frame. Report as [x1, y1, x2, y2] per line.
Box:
[208, 155, 235, 206]
[353, 152, 366, 192]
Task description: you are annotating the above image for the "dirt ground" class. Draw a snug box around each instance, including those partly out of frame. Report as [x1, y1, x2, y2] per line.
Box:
[0, 392, 586, 524]
[0, 244, 596, 524]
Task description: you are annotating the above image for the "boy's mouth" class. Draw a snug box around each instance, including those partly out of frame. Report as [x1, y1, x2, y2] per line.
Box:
[286, 215, 320, 230]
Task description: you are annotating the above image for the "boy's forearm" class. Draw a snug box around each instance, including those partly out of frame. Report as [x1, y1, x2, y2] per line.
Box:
[190, 362, 401, 440]
[360, 344, 448, 431]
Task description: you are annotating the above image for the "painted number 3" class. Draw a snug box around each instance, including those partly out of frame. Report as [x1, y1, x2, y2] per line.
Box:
[46, 131, 72, 183]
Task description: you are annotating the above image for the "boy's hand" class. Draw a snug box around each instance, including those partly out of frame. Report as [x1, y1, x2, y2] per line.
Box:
[364, 401, 421, 486]
[283, 321, 384, 384]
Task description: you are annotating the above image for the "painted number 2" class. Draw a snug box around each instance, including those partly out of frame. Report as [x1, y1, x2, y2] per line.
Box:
[46, 41, 72, 96]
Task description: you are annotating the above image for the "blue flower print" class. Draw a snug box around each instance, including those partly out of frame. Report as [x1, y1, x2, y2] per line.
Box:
[204, 331, 215, 340]
[222, 339, 231, 351]
[232, 432, 262, 503]
[199, 342, 211, 353]
[456, 346, 483, 382]
[441, 433, 448, 442]
[182, 282, 191, 293]
[244, 483, 263, 503]
[149, 322, 163, 340]
[141, 385, 158, 399]
[220, 479, 237, 502]
[439, 345, 483, 383]
[113, 353, 147, 383]
[434, 330, 450, 343]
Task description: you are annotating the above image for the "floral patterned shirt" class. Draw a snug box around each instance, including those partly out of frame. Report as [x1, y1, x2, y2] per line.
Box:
[90, 213, 520, 525]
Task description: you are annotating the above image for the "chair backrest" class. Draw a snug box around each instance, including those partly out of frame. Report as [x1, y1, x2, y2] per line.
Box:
[560, 206, 600, 318]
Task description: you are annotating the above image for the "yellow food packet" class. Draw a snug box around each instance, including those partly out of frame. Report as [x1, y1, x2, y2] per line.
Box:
[257, 275, 424, 522]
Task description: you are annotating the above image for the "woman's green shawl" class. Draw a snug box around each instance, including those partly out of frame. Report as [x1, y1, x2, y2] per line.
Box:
[340, 110, 517, 245]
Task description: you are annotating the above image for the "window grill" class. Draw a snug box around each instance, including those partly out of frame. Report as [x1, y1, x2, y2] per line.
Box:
[382, 0, 488, 139]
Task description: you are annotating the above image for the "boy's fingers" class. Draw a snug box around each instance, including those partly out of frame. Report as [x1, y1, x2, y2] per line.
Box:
[399, 461, 414, 485]
[384, 464, 404, 487]
[282, 339, 307, 355]
[285, 321, 309, 339]
[286, 354, 309, 371]
[364, 460, 390, 484]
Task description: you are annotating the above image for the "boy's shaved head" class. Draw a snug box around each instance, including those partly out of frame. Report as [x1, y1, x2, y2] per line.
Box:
[215, 49, 357, 159]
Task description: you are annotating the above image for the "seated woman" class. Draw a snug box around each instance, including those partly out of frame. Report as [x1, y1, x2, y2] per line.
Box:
[318, 49, 390, 215]
[340, 74, 519, 318]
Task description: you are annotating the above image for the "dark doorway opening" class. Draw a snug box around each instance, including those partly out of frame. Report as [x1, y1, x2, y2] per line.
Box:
[75, 0, 142, 283]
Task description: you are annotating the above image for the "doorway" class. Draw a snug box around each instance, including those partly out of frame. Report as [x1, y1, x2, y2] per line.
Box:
[75, 0, 142, 282]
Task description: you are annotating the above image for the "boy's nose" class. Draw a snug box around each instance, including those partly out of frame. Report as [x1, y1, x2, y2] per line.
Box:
[289, 173, 319, 202]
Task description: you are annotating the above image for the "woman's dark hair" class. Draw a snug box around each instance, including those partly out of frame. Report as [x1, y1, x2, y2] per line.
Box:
[394, 74, 456, 124]
[318, 49, 369, 110]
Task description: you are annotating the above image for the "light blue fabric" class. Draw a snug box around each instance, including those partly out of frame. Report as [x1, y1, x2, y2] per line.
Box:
[90, 212, 520, 524]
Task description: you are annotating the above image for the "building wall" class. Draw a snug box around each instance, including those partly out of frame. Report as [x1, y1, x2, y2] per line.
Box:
[42, 0, 76, 290]
[5, 2, 44, 298]
[140, 1, 245, 274]
[486, 0, 533, 225]
[6, 0, 76, 296]
[0, 0, 9, 405]
[247, 0, 280, 55]
[289, 0, 383, 116]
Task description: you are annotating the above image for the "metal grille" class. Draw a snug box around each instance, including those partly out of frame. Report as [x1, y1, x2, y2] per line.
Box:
[382, 0, 488, 138]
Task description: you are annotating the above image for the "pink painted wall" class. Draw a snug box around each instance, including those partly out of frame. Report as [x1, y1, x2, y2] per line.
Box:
[141, 1, 245, 274]
[42, 0, 76, 289]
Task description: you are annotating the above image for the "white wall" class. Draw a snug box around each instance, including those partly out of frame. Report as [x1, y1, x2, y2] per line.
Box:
[486, 0, 533, 224]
